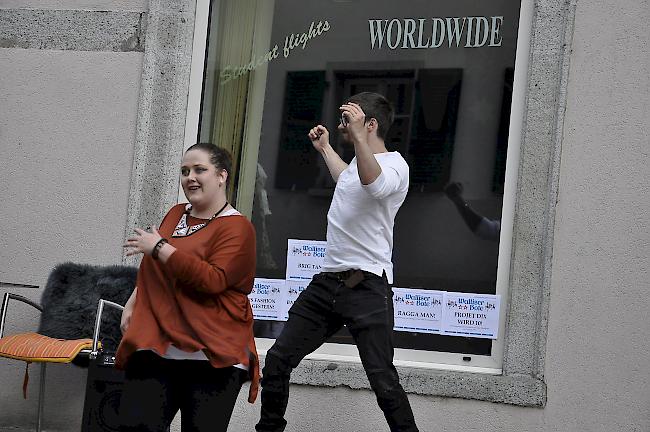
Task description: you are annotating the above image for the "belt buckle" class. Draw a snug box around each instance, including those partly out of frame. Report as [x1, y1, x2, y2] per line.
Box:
[335, 270, 350, 280]
[339, 269, 364, 288]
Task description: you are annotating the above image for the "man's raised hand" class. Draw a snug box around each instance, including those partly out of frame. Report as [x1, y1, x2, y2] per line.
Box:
[308, 125, 329, 153]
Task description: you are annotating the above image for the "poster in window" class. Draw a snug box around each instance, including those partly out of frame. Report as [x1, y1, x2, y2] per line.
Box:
[441, 293, 501, 339]
[250, 278, 285, 321]
[285, 239, 327, 281]
[282, 280, 309, 321]
[392, 288, 444, 334]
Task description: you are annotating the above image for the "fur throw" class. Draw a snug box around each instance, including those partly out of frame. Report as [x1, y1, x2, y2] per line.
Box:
[37, 262, 137, 353]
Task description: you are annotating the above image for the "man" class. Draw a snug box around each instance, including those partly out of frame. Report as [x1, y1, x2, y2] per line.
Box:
[256, 92, 419, 432]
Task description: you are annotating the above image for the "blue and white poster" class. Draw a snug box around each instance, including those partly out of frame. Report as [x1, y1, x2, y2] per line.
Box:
[441, 293, 501, 339]
[285, 239, 327, 281]
[392, 288, 444, 334]
[250, 278, 285, 321]
[281, 280, 309, 321]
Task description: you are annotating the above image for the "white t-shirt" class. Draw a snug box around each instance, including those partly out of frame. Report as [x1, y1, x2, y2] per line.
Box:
[321, 152, 409, 284]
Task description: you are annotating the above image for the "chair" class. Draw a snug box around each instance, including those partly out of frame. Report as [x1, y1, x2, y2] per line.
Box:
[0, 262, 137, 432]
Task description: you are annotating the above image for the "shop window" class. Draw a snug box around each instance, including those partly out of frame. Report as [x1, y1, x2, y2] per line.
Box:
[189, 0, 523, 371]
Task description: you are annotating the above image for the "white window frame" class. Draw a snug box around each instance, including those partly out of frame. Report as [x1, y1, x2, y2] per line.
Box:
[181, 0, 534, 375]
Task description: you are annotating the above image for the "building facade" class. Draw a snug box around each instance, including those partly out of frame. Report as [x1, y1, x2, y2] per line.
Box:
[0, 0, 648, 431]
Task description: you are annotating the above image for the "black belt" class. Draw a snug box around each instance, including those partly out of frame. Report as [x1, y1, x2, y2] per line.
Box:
[323, 269, 365, 288]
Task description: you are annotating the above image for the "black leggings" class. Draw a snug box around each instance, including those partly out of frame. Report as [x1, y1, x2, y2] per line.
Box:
[120, 351, 247, 432]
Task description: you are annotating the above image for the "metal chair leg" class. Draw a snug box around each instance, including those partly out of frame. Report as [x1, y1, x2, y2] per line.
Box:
[37, 363, 46, 432]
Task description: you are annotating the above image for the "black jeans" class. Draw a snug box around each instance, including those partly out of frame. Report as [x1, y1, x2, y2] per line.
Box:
[256, 272, 419, 432]
[120, 351, 247, 432]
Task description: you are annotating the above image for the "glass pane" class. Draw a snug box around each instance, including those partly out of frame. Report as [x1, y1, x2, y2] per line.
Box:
[199, 0, 522, 355]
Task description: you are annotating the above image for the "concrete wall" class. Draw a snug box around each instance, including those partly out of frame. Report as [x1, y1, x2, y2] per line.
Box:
[0, 0, 147, 10]
[0, 1, 145, 429]
[0, 0, 648, 431]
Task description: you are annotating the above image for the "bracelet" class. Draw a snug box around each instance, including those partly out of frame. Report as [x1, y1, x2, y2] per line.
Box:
[151, 238, 168, 260]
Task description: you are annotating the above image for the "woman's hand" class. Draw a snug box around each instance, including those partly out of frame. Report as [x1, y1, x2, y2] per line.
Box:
[124, 226, 163, 257]
[120, 306, 132, 334]
[120, 287, 137, 334]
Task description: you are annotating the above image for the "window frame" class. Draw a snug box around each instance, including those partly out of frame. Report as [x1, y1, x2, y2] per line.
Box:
[127, 0, 574, 406]
[184, 0, 525, 374]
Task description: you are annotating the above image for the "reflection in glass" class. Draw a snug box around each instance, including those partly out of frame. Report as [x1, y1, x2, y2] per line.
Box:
[198, 0, 522, 356]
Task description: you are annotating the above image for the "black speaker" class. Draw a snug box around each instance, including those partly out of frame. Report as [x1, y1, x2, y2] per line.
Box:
[81, 353, 125, 432]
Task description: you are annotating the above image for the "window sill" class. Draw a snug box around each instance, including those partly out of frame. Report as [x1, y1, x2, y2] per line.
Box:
[258, 354, 546, 407]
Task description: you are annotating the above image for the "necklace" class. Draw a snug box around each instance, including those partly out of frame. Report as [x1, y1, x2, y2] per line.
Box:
[172, 201, 229, 237]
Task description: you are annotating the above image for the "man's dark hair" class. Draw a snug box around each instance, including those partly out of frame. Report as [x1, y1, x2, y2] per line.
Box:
[185, 142, 233, 187]
[346, 92, 395, 140]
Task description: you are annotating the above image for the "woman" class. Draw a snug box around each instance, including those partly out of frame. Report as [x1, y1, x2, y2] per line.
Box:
[117, 143, 259, 432]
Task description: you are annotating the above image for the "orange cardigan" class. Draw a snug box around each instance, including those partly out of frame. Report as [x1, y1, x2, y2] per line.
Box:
[115, 204, 259, 403]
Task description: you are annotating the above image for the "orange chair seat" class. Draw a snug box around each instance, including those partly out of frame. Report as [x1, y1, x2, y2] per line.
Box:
[0, 332, 94, 363]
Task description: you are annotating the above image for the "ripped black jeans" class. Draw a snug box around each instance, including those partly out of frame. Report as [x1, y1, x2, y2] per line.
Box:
[256, 271, 419, 432]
